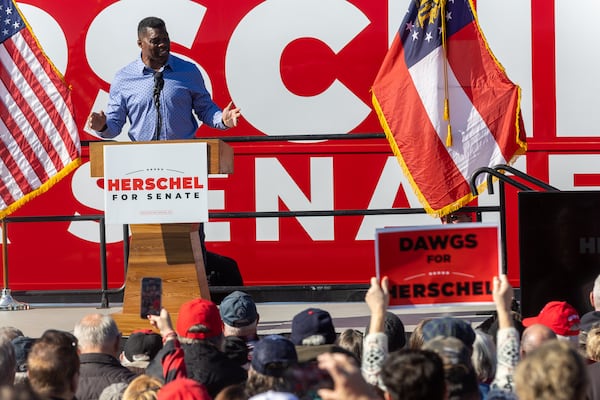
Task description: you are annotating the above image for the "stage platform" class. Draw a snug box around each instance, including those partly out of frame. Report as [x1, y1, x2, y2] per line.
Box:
[0, 301, 496, 338]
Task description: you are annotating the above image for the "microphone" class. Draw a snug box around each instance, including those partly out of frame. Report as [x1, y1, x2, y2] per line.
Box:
[152, 70, 164, 140]
[153, 70, 164, 99]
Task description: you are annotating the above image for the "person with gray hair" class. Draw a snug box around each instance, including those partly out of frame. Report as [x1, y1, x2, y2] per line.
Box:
[471, 329, 497, 397]
[73, 313, 137, 400]
[581, 273, 600, 333]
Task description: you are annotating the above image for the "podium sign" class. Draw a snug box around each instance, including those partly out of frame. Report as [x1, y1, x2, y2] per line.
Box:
[103, 142, 208, 224]
[375, 223, 500, 307]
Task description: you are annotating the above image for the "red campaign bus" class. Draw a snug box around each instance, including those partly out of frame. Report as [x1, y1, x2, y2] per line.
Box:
[0, 1, 594, 297]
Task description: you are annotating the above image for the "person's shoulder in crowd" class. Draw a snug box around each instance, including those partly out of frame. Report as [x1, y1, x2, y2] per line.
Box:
[222, 336, 250, 367]
[581, 310, 600, 333]
[586, 358, 600, 400]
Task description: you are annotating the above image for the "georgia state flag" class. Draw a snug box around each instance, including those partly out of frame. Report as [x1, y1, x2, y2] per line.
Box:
[372, 0, 526, 217]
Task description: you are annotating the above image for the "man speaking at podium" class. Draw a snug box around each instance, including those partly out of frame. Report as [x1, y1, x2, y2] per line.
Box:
[87, 16, 242, 284]
[87, 16, 240, 139]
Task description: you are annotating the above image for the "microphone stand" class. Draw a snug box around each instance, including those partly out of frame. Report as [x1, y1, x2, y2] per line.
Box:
[152, 71, 164, 140]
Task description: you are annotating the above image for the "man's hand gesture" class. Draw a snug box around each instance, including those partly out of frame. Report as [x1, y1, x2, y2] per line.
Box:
[222, 101, 241, 128]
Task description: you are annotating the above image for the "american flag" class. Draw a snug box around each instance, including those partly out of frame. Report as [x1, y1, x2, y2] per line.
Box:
[0, 0, 80, 218]
[372, 0, 526, 217]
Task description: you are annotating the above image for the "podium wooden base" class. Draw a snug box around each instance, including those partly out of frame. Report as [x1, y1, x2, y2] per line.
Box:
[112, 223, 210, 335]
[88, 140, 233, 335]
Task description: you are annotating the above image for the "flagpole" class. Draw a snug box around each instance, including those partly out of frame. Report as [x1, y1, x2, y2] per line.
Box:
[0, 218, 29, 311]
[2, 219, 7, 289]
[441, 0, 453, 147]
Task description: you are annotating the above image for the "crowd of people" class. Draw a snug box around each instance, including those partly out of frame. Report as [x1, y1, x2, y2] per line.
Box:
[1, 273, 600, 400]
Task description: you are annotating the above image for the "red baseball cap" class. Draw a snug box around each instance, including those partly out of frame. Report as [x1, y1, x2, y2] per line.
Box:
[158, 378, 210, 400]
[522, 301, 581, 336]
[176, 298, 223, 340]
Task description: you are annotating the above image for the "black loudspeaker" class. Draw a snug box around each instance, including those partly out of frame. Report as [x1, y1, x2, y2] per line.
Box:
[519, 191, 600, 318]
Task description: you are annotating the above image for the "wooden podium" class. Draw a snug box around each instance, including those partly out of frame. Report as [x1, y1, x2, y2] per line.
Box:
[89, 139, 233, 335]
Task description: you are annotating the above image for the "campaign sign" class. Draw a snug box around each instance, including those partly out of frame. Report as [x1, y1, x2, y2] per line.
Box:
[375, 223, 500, 307]
[103, 142, 208, 224]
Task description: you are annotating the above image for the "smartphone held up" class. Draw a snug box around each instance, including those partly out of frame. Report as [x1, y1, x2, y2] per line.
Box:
[140, 277, 162, 319]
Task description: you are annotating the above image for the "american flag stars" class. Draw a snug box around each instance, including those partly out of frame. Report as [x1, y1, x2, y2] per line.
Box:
[0, 2, 22, 42]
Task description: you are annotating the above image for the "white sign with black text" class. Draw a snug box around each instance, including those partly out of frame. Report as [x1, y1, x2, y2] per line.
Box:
[103, 142, 208, 224]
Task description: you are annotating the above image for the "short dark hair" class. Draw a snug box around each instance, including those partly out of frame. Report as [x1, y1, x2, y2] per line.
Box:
[365, 311, 406, 352]
[381, 349, 445, 400]
[137, 17, 166, 38]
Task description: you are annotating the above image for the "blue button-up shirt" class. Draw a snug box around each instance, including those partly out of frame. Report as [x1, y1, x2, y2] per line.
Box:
[100, 54, 227, 141]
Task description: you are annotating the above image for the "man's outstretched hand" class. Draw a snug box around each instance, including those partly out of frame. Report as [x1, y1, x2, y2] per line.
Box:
[222, 101, 241, 128]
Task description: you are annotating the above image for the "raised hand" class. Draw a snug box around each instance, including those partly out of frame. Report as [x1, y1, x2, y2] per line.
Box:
[222, 101, 241, 128]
